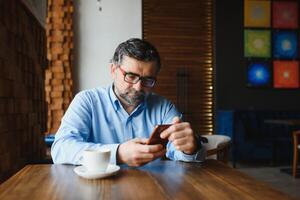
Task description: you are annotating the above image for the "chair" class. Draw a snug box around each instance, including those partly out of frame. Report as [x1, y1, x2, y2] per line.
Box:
[292, 130, 300, 178]
[202, 135, 231, 164]
[44, 134, 55, 164]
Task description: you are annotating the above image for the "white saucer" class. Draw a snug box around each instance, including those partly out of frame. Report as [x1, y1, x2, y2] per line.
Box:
[74, 164, 120, 179]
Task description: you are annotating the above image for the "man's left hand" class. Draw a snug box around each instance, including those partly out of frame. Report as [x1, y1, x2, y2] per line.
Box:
[160, 116, 198, 154]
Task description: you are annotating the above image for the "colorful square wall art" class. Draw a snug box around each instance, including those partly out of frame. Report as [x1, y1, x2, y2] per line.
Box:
[244, 0, 271, 27]
[244, 30, 271, 58]
[273, 61, 299, 88]
[273, 31, 298, 59]
[247, 62, 271, 87]
[273, 1, 298, 29]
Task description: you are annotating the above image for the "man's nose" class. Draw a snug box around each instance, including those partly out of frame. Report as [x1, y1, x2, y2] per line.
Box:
[133, 80, 143, 91]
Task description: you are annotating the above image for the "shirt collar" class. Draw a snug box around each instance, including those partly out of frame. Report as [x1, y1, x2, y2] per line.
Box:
[109, 84, 121, 111]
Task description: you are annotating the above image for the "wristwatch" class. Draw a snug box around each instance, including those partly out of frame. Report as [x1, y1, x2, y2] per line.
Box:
[194, 134, 208, 150]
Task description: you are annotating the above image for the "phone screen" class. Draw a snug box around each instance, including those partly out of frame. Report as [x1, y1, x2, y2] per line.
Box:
[146, 124, 171, 145]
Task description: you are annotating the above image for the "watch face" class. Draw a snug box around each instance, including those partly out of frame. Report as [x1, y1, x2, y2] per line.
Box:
[194, 135, 207, 151]
[197, 135, 208, 144]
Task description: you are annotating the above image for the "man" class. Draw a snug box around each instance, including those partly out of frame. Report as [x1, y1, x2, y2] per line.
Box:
[51, 38, 206, 166]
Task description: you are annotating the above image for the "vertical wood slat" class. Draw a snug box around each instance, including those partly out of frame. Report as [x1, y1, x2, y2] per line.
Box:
[0, 0, 47, 183]
[143, 0, 214, 135]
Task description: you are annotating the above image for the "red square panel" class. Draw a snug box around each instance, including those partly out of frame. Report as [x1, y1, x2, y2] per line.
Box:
[273, 61, 299, 88]
[273, 1, 298, 29]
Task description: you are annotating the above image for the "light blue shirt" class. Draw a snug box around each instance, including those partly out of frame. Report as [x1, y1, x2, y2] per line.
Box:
[51, 85, 205, 165]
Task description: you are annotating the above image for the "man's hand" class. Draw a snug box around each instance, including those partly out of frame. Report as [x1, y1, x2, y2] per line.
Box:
[160, 116, 198, 155]
[117, 138, 166, 166]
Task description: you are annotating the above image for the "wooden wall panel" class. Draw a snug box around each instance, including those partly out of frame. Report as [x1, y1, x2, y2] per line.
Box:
[45, 0, 74, 134]
[143, 0, 214, 135]
[0, 0, 47, 183]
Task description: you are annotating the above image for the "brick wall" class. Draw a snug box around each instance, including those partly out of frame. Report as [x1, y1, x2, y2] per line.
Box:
[0, 1, 47, 183]
[45, 0, 74, 134]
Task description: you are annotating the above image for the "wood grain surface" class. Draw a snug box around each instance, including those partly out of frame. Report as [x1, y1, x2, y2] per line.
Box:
[0, 160, 296, 200]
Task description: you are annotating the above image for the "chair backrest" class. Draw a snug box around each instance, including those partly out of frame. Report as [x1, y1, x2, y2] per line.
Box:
[293, 130, 300, 150]
[202, 135, 231, 163]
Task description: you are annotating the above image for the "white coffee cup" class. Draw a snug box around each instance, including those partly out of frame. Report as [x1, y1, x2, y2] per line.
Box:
[82, 149, 111, 172]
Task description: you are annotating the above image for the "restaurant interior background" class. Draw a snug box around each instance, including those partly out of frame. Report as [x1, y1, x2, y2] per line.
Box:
[0, 0, 300, 184]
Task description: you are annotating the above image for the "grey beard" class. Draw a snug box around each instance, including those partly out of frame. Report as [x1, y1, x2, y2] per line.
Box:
[120, 89, 145, 106]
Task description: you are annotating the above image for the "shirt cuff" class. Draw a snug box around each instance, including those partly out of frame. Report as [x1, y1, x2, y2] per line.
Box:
[175, 146, 206, 162]
[166, 141, 206, 162]
[100, 143, 120, 165]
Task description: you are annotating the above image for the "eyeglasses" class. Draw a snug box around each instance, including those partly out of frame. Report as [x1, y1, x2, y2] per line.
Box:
[118, 66, 157, 88]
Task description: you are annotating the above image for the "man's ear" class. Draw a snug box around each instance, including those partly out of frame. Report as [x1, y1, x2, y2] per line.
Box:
[111, 63, 117, 78]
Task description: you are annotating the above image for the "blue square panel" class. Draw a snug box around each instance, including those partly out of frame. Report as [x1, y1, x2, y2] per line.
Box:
[247, 62, 271, 87]
[273, 31, 298, 59]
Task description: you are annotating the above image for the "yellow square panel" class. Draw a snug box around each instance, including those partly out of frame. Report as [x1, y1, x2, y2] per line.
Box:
[244, 0, 271, 27]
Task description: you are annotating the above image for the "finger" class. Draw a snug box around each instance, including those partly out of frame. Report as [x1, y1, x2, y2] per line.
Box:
[137, 138, 148, 144]
[129, 154, 154, 166]
[174, 140, 196, 154]
[136, 152, 156, 160]
[132, 158, 155, 166]
[168, 130, 186, 141]
[137, 149, 166, 162]
[152, 149, 166, 158]
[172, 116, 181, 124]
[160, 123, 181, 139]
[161, 122, 191, 139]
[132, 137, 142, 142]
[139, 144, 163, 153]
[174, 142, 190, 151]
[131, 149, 167, 166]
[160, 128, 171, 139]
[132, 137, 149, 144]
[172, 132, 196, 150]
[172, 137, 188, 147]
[171, 122, 192, 131]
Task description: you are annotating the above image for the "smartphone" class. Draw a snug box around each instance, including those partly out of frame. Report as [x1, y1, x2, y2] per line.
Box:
[146, 124, 171, 146]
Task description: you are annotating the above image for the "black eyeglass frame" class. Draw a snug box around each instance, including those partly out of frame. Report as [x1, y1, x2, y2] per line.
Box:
[118, 66, 157, 88]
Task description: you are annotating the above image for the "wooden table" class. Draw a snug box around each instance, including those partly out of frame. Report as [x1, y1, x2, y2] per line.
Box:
[0, 160, 296, 200]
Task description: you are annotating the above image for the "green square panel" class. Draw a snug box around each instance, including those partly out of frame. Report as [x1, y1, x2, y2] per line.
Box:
[244, 29, 271, 58]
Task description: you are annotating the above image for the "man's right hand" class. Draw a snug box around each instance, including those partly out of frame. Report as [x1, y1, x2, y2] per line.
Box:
[117, 138, 166, 167]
